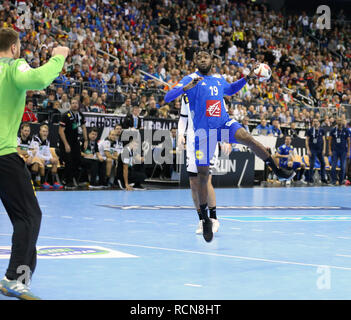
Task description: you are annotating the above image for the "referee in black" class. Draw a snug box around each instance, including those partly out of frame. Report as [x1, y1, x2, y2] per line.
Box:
[59, 97, 88, 189]
[0, 28, 69, 299]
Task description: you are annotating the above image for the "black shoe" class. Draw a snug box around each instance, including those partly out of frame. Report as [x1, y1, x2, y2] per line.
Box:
[133, 185, 146, 190]
[276, 168, 295, 181]
[202, 219, 213, 243]
[65, 183, 77, 190]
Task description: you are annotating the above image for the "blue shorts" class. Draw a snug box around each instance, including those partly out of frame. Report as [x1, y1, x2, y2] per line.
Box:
[195, 119, 243, 166]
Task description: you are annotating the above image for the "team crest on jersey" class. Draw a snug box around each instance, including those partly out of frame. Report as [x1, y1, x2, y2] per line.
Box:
[206, 100, 221, 117]
[196, 150, 204, 160]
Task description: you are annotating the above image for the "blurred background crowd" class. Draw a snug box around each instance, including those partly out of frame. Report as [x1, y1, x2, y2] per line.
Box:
[1, 0, 350, 129]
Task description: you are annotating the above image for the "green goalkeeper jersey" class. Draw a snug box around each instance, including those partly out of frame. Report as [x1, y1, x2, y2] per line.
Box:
[0, 55, 65, 156]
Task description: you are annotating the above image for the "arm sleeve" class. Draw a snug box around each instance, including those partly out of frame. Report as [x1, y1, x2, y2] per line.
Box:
[223, 77, 247, 96]
[59, 113, 69, 127]
[164, 76, 193, 103]
[177, 96, 188, 137]
[12, 55, 65, 91]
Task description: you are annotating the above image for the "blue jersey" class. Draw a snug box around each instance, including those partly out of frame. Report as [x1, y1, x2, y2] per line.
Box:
[164, 72, 246, 131]
[256, 124, 272, 135]
[277, 144, 293, 168]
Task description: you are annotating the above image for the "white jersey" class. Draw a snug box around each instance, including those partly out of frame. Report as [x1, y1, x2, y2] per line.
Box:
[32, 134, 52, 161]
[179, 94, 219, 174]
[98, 138, 121, 160]
[17, 135, 35, 157]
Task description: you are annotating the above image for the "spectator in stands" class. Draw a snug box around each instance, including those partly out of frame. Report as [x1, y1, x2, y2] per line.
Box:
[166, 99, 179, 118]
[116, 97, 132, 115]
[41, 93, 56, 110]
[59, 97, 88, 189]
[270, 119, 282, 137]
[122, 105, 142, 130]
[247, 105, 258, 120]
[329, 117, 351, 185]
[256, 119, 272, 136]
[81, 96, 91, 113]
[50, 101, 62, 124]
[286, 122, 298, 138]
[22, 99, 38, 123]
[60, 93, 71, 112]
[241, 116, 250, 133]
[147, 99, 159, 118]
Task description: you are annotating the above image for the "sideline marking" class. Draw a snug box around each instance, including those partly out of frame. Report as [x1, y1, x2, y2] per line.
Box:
[0, 233, 350, 271]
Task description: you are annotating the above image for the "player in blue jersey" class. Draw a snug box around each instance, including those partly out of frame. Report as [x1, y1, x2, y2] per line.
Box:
[164, 48, 294, 243]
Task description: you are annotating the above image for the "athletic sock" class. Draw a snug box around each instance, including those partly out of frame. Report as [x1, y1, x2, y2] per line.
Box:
[209, 207, 217, 219]
[40, 175, 45, 184]
[197, 209, 202, 221]
[199, 203, 209, 221]
[298, 168, 305, 180]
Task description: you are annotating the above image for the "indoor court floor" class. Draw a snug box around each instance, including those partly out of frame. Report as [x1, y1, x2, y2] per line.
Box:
[0, 186, 351, 300]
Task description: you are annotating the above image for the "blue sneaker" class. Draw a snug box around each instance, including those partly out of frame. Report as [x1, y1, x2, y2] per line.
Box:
[0, 277, 41, 300]
[41, 182, 53, 190]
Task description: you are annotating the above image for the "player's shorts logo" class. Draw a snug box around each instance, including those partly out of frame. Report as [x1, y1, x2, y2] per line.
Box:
[206, 100, 221, 117]
[196, 150, 204, 160]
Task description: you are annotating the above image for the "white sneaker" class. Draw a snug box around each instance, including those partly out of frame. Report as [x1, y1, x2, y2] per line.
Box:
[211, 218, 220, 233]
[196, 220, 203, 234]
[196, 219, 220, 234]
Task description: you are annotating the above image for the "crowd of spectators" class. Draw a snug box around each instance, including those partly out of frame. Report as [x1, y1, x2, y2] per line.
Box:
[2, 0, 351, 188]
[0, 0, 350, 130]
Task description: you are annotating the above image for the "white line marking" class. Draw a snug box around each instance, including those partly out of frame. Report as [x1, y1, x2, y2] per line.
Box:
[336, 254, 351, 258]
[43, 215, 52, 218]
[83, 217, 94, 220]
[272, 231, 284, 234]
[125, 220, 137, 223]
[293, 232, 305, 235]
[313, 234, 329, 238]
[337, 236, 351, 240]
[0, 234, 348, 271]
[184, 283, 203, 288]
[252, 229, 264, 232]
[231, 227, 241, 230]
[237, 159, 249, 187]
[166, 223, 179, 225]
[61, 216, 73, 219]
[103, 219, 115, 222]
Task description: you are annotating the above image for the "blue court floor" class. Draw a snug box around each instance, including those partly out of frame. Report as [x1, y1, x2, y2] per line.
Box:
[1, 186, 351, 300]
